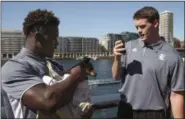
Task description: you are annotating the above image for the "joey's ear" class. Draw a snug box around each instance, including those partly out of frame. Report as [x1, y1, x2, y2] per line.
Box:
[83, 56, 90, 63]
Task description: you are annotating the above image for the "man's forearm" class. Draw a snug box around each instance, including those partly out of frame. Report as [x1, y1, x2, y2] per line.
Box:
[112, 56, 121, 80]
[43, 74, 79, 110]
[53, 82, 78, 110]
[22, 74, 79, 112]
[170, 91, 184, 118]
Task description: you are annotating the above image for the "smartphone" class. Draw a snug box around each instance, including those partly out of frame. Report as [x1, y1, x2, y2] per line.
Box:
[120, 40, 126, 54]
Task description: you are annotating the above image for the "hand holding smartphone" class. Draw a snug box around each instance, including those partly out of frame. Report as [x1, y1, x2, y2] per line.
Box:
[113, 39, 126, 57]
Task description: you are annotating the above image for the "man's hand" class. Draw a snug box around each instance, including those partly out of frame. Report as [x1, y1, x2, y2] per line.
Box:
[113, 40, 125, 58]
[70, 66, 87, 81]
[80, 105, 94, 119]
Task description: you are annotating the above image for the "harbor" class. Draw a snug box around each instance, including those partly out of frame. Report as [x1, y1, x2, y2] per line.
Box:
[1, 2, 184, 118]
[1, 53, 184, 118]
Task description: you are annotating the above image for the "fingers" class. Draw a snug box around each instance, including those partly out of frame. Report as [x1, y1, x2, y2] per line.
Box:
[116, 48, 125, 51]
[115, 43, 124, 49]
[113, 39, 126, 56]
[114, 40, 124, 49]
[115, 40, 122, 45]
[115, 48, 125, 54]
[114, 52, 124, 56]
[113, 46, 125, 56]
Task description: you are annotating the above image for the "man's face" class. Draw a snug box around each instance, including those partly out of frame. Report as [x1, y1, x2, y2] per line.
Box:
[134, 18, 158, 41]
[42, 25, 59, 57]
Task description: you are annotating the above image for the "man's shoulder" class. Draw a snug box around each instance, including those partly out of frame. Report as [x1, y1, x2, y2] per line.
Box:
[125, 38, 138, 44]
[2, 53, 34, 78]
[161, 42, 183, 64]
[3, 53, 30, 68]
[125, 39, 139, 49]
[162, 42, 180, 56]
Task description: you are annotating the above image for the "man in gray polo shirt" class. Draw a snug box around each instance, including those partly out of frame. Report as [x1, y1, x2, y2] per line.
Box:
[2, 9, 88, 118]
[112, 6, 184, 119]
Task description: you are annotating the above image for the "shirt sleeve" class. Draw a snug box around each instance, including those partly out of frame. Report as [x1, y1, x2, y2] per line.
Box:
[2, 61, 44, 100]
[170, 55, 185, 92]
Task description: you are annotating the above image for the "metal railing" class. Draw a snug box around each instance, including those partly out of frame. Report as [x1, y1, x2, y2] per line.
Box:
[92, 100, 119, 118]
[93, 100, 119, 110]
[91, 93, 120, 118]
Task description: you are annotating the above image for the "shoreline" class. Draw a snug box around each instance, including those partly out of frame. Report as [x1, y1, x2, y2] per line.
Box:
[1, 57, 114, 66]
[53, 56, 114, 60]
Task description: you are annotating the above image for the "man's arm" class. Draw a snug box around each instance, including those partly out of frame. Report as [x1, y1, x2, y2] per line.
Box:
[22, 66, 85, 112]
[170, 91, 184, 118]
[112, 56, 121, 80]
[169, 54, 184, 118]
[112, 40, 125, 80]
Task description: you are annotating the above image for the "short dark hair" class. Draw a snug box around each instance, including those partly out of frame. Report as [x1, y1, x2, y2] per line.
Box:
[23, 9, 60, 36]
[133, 6, 159, 23]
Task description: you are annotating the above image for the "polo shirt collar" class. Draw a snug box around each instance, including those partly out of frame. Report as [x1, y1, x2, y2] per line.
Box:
[138, 38, 165, 52]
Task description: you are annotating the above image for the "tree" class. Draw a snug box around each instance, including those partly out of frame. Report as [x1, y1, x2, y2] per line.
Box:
[98, 44, 107, 52]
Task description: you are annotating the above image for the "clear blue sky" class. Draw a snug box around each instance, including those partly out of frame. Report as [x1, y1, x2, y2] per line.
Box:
[2, 1, 184, 41]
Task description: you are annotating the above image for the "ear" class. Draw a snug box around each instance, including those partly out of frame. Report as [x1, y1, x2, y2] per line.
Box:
[35, 32, 45, 45]
[153, 19, 159, 29]
[83, 56, 90, 63]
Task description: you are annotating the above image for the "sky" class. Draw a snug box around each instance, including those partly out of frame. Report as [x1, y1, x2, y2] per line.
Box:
[1, 1, 184, 41]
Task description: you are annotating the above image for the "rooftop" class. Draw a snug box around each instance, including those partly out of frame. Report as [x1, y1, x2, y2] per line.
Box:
[160, 10, 173, 14]
[2, 29, 22, 33]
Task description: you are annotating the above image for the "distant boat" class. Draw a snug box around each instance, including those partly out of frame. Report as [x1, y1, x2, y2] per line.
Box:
[76, 56, 83, 60]
[76, 56, 98, 60]
[92, 56, 98, 60]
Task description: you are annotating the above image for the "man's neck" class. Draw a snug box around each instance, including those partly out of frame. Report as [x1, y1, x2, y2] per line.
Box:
[145, 34, 161, 45]
[25, 44, 46, 59]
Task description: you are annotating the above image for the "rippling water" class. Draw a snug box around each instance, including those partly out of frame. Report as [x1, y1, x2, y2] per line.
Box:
[58, 59, 114, 79]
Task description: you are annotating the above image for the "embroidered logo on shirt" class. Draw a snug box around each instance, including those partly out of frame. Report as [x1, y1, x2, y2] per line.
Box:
[132, 48, 137, 52]
[159, 54, 165, 61]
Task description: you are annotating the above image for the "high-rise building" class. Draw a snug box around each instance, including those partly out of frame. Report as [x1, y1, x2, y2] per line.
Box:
[100, 35, 110, 51]
[1, 30, 25, 58]
[159, 11, 173, 45]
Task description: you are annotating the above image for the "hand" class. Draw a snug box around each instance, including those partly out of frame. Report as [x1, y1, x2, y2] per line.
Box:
[80, 105, 94, 119]
[70, 66, 87, 81]
[113, 40, 125, 58]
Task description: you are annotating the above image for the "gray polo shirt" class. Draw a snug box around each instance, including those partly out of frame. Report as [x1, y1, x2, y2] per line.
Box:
[119, 39, 184, 110]
[2, 48, 48, 118]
